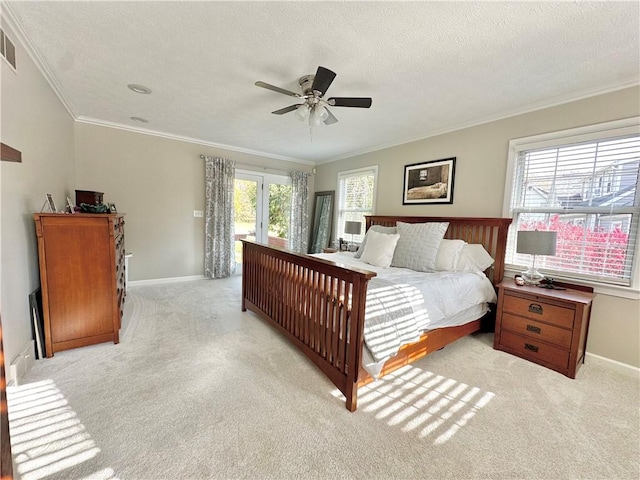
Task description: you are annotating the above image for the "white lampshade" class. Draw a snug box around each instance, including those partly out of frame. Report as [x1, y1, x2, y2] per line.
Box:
[517, 231, 557, 256]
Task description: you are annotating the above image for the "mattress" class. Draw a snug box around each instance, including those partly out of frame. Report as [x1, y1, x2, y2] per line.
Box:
[315, 251, 497, 377]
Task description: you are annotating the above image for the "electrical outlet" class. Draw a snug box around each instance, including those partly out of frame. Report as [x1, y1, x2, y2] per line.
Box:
[193, 210, 204, 218]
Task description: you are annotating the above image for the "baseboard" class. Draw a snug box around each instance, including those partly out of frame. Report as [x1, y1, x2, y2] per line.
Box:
[585, 352, 640, 378]
[7, 340, 36, 386]
[128, 275, 205, 287]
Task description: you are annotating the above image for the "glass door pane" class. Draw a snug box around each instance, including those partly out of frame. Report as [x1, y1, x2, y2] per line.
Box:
[267, 183, 292, 249]
[233, 176, 261, 264]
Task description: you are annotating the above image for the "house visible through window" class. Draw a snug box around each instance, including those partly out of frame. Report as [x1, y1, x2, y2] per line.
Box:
[336, 166, 378, 244]
[504, 118, 640, 288]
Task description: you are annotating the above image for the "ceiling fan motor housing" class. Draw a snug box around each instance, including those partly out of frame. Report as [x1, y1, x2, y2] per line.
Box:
[299, 75, 316, 95]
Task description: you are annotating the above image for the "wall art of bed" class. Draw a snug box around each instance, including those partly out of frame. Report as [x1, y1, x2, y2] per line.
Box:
[403, 157, 456, 205]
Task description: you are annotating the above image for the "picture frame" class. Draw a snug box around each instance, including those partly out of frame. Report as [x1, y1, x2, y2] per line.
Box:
[29, 287, 45, 359]
[66, 196, 75, 213]
[402, 157, 456, 205]
[45, 193, 57, 212]
[108, 202, 117, 213]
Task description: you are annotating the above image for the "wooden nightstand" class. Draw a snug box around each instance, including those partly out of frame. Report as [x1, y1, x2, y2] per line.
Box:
[494, 280, 594, 378]
[322, 248, 338, 253]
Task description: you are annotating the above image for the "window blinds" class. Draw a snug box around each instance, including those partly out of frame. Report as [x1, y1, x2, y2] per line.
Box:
[337, 167, 377, 242]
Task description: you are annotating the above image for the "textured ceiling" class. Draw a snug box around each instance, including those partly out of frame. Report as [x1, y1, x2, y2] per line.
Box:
[4, 1, 639, 164]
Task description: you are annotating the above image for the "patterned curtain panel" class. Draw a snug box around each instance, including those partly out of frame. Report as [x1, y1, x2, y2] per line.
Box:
[289, 171, 311, 253]
[204, 156, 236, 278]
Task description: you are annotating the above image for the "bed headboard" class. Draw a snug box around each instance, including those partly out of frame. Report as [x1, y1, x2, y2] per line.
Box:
[365, 216, 512, 286]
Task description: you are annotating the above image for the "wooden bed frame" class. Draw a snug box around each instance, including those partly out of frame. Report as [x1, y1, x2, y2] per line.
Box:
[241, 216, 512, 411]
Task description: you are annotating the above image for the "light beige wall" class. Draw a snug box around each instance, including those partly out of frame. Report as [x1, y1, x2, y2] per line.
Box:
[0, 20, 75, 364]
[315, 86, 640, 368]
[74, 123, 313, 281]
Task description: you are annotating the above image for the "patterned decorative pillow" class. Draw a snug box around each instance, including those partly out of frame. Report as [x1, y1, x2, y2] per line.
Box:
[391, 222, 449, 272]
[360, 230, 400, 268]
[354, 225, 398, 258]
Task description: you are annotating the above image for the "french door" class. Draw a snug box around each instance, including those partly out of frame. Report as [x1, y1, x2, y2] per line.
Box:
[234, 171, 291, 263]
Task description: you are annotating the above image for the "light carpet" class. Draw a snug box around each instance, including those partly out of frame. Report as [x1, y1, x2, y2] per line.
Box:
[7, 276, 640, 480]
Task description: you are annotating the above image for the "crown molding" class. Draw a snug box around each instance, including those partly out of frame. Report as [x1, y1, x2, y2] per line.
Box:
[75, 116, 315, 166]
[3, 2, 637, 167]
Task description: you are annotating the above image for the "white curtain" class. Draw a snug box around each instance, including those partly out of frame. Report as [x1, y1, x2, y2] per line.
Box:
[204, 156, 236, 278]
[289, 171, 311, 253]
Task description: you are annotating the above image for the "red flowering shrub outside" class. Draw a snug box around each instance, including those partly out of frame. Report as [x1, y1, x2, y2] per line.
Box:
[520, 214, 629, 278]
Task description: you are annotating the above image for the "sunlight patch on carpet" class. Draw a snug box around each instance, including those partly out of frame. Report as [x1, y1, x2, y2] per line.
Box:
[334, 364, 495, 444]
[7, 379, 119, 480]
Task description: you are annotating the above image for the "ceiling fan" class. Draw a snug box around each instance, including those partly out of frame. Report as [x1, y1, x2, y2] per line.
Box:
[255, 66, 372, 126]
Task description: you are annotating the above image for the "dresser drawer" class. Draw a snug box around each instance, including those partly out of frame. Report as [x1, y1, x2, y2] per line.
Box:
[501, 313, 572, 349]
[503, 294, 574, 329]
[499, 331, 570, 370]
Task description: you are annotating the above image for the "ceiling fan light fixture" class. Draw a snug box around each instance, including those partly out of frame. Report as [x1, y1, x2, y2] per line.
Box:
[309, 105, 328, 126]
[295, 104, 310, 122]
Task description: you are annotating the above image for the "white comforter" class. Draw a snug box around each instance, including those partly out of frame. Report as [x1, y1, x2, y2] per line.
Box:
[314, 252, 497, 377]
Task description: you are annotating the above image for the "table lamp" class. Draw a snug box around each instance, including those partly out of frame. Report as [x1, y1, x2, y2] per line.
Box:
[344, 221, 362, 251]
[516, 230, 557, 285]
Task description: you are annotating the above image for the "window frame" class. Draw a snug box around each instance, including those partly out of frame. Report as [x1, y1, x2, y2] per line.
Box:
[502, 117, 640, 299]
[336, 165, 378, 244]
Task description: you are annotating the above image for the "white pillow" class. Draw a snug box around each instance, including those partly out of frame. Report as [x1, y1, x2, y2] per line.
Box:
[360, 230, 400, 268]
[455, 244, 494, 272]
[354, 225, 397, 258]
[391, 222, 449, 272]
[435, 239, 466, 271]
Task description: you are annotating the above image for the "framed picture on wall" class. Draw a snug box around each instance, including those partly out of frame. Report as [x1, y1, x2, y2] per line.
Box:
[402, 157, 456, 205]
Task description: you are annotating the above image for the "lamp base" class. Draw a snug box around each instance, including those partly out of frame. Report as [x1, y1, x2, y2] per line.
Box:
[521, 267, 545, 285]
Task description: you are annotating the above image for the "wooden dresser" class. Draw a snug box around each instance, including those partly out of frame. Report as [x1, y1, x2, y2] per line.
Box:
[33, 213, 126, 357]
[494, 280, 594, 378]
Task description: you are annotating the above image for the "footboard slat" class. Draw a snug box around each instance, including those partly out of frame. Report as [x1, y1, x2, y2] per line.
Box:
[241, 240, 376, 410]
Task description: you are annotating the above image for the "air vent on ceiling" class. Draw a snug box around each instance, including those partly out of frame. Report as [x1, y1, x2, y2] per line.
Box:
[1, 28, 16, 69]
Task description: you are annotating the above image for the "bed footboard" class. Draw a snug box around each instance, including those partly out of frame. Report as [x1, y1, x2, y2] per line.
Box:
[241, 240, 376, 411]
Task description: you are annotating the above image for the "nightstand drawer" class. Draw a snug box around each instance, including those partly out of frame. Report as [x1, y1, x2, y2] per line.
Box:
[501, 313, 572, 349]
[500, 331, 570, 370]
[503, 294, 574, 329]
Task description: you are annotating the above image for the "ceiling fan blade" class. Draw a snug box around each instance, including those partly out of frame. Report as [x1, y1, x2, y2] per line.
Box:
[311, 66, 336, 96]
[328, 97, 372, 108]
[323, 109, 338, 125]
[272, 104, 300, 115]
[255, 81, 301, 98]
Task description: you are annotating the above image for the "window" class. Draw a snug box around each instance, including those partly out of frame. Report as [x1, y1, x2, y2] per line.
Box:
[504, 118, 640, 288]
[336, 166, 378, 243]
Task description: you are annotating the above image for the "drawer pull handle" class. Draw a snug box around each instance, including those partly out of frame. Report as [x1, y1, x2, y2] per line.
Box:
[528, 303, 543, 314]
[525, 343, 539, 353]
[526, 324, 541, 334]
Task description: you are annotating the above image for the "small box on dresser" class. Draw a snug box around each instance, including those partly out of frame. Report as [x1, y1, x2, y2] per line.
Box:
[494, 280, 594, 378]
